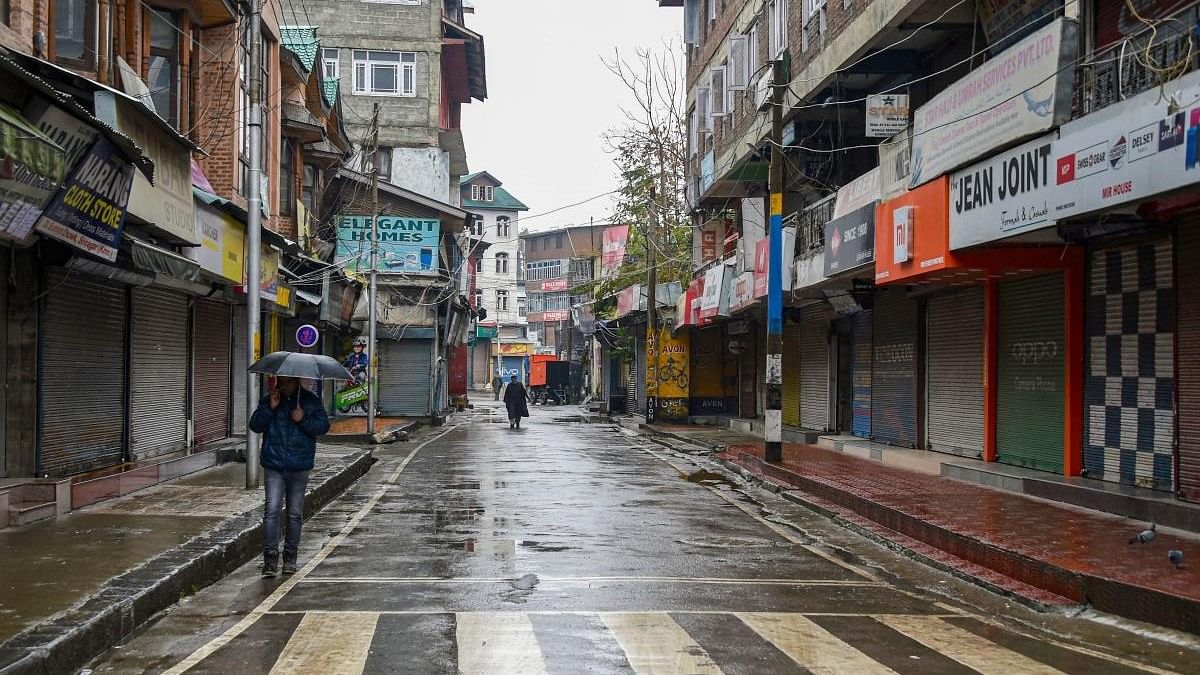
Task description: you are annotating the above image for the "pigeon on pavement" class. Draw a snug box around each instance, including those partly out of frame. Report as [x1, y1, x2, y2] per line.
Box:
[1169, 550, 1184, 569]
[1128, 523, 1157, 545]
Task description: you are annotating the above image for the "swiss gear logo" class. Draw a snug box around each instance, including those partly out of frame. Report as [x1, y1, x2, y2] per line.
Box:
[1057, 154, 1076, 184]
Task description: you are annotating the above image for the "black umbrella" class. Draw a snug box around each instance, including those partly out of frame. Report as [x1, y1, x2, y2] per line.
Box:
[248, 351, 352, 381]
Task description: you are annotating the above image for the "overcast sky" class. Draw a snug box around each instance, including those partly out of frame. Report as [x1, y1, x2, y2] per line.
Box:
[460, 1, 682, 231]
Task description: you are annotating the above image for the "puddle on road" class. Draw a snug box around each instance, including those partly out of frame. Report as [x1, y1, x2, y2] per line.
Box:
[681, 469, 733, 486]
[439, 481, 482, 490]
[519, 540, 574, 553]
[425, 538, 575, 555]
[676, 535, 791, 549]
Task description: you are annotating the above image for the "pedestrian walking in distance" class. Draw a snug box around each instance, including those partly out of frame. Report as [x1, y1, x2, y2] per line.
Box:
[492, 374, 503, 401]
[503, 374, 530, 429]
[250, 376, 330, 577]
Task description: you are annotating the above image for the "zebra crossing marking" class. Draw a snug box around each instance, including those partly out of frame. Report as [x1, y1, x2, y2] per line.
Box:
[298, 575, 886, 586]
[736, 612, 899, 674]
[161, 425, 458, 675]
[456, 612, 548, 675]
[876, 615, 1068, 675]
[601, 612, 724, 674]
[268, 611, 378, 675]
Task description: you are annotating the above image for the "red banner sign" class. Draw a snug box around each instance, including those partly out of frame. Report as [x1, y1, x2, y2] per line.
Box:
[601, 224, 629, 278]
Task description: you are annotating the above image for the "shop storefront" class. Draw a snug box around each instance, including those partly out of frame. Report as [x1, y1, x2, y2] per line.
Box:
[379, 336, 434, 416]
[870, 286, 919, 446]
[851, 310, 873, 438]
[192, 298, 233, 445]
[1178, 225, 1200, 502]
[925, 287, 984, 458]
[798, 304, 832, 431]
[781, 320, 801, 428]
[129, 287, 191, 458]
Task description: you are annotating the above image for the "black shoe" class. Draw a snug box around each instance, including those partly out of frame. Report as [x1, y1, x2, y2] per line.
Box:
[262, 559, 278, 578]
[282, 559, 299, 575]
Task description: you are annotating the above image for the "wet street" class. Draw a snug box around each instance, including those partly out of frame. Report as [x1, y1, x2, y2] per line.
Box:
[92, 402, 1200, 673]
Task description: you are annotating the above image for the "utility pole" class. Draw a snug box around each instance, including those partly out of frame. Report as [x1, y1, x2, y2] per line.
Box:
[367, 102, 381, 436]
[765, 58, 786, 464]
[645, 183, 659, 424]
[245, 0, 263, 489]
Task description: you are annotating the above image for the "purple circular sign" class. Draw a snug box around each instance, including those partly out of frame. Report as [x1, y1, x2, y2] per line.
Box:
[295, 324, 320, 348]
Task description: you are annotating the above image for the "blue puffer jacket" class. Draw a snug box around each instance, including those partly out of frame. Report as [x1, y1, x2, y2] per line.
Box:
[249, 389, 330, 472]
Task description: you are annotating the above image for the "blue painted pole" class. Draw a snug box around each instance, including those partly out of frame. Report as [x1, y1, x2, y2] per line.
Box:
[765, 59, 785, 464]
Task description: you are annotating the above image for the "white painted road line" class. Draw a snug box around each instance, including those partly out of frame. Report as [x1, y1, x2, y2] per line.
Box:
[268, 611, 378, 675]
[456, 612, 549, 675]
[601, 611, 724, 674]
[736, 612, 898, 674]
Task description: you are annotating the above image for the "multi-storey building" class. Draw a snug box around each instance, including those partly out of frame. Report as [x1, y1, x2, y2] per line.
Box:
[460, 171, 530, 388]
[662, 0, 1200, 505]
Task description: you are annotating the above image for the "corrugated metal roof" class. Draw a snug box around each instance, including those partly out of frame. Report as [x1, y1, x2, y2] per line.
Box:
[280, 26, 319, 73]
[462, 186, 528, 211]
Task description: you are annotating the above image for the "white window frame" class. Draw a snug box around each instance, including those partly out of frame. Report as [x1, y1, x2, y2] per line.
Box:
[497, 289, 509, 311]
[697, 86, 712, 131]
[352, 50, 416, 96]
[710, 65, 727, 118]
[470, 184, 480, 201]
[495, 252, 509, 274]
[474, 288, 483, 307]
[769, 0, 788, 58]
[322, 48, 338, 80]
[689, 106, 698, 156]
[684, 0, 700, 45]
[805, 0, 827, 18]
[483, 185, 495, 202]
[728, 35, 748, 90]
[497, 216, 511, 238]
[708, 0, 716, 22]
[747, 22, 760, 80]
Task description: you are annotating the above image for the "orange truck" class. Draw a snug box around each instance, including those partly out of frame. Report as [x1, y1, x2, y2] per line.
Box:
[529, 354, 558, 387]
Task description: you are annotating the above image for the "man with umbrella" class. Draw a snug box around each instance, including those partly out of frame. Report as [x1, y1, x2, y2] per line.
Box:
[248, 355, 336, 577]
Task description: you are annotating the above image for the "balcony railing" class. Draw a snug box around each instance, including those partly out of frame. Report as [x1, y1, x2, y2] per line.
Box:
[1073, 5, 1198, 118]
[793, 193, 835, 257]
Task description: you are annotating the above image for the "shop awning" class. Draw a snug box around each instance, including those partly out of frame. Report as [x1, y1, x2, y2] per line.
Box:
[127, 234, 201, 283]
[0, 103, 67, 185]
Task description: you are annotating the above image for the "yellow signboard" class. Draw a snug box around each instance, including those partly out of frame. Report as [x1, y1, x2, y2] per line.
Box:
[498, 343, 531, 355]
[648, 326, 689, 421]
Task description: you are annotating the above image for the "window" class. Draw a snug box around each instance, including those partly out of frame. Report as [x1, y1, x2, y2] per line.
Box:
[769, 0, 788, 58]
[322, 48, 339, 80]
[525, 259, 565, 280]
[689, 107, 698, 156]
[495, 252, 509, 274]
[469, 214, 484, 236]
[697, 86, 712, 132]
[301, 164, 319, 211]
[483, 185, 495, 201]
[239, 26, 269, 196]
[710, 66, 727, 117]
[747, 22, 760, 84]
[555, 233, 563, 249]
[806, 0, 827, 18]
[728, 35, 748, 91]
[474, 256, 483, 273]
[518, 295, 527, 317]
[352, 50, 416, 96]
[707, 0, 716, 22]
[372, 145, 392, 181]
[497, 216, 511, 238]
[684, 0, 699, 45]
[55, 0, 96, 68]
[474, 288, 483, 308]
[147, 8, 181, 128]
[497, 290, 509, 311]
[280, 138, 295, 216]
[529, 291, 570, 313]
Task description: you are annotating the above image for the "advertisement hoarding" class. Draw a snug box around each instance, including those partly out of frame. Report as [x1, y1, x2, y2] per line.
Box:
[824, 202, 877, 275]
[909, 18, 1077, 188]
[601, 224, 629, 278]
[34, 137, 135, 261]
[336, 215, 441, 274]
[865, 94, 910, 138]
[949, 135, 1056, 249]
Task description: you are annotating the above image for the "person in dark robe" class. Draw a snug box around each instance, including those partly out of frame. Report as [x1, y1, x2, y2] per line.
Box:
[502, 374, 530, 428]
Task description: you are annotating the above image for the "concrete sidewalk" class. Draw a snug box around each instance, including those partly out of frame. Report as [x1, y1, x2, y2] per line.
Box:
[0, 443, 373, 675]
[642, 423, 1200, 635]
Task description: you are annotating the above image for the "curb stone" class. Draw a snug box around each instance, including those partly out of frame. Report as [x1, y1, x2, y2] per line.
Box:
[0, 449, 374, 675]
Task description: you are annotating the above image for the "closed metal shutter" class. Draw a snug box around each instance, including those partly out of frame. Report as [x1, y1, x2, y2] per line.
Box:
[39, 269, 127, 477]
[871, 287, 918, 446]
[192, 299, 232, 444]
[799, 305, 831, 430]
[129, 287, 190, 459]
[1178, 224, 1200, 502]
[379, 339, 433, 416]
[472, 342, 490, 386]
[231, 305, 249, 435]
[781, 321, 801, 427]
[852, 310, 873, 438]
[1083, 239, 1175, 490]
[997, 274, 1064, 472]
[926, 287, 985, 457]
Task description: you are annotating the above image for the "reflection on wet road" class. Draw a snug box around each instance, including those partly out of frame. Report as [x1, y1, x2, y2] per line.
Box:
[93, 402, 1195, 673]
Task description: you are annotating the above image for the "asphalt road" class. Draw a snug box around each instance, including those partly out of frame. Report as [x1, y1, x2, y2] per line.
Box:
[91, 401, 1200, 674]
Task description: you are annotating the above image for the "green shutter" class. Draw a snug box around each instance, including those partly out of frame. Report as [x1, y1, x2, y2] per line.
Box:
[997, 274, 1064, 473]
[782, 321, 801, 427]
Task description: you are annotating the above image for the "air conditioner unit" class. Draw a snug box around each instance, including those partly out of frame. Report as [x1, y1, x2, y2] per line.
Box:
[755, 72, 772, 111]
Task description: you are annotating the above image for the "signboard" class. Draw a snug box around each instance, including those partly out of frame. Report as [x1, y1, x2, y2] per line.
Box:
[34, 137, 134, 261]
[753, 238, 769, 298]
[295, 324, 320, 348]
[601, 224, 629, 278]
[541, 309, 570, 322]
[617, 284, 641, 316]
[950, 135, 1055, 249]
[892, 206, 914, 264]
[335, 215, 441, 275]
[833, 167, 881, 219]
[1050, 69, 1200, 221]
[190, 202, 245, 282]
[540, 278, 569, 292]
[244, 243, 280, 302]
[499, 342, 531, 355]
[730, 270, 755, 311]
[699, 265, 725, 319]
[476, 325, 499, 339]
[866, 94, 910, 138]
[909, 18, 1076, 188]
[0, 104, 67, 244]
[824, 202, 877, 275]
[879, 129, 911, 201]
[650, 326, 689, 422]
[96, 94, 196, 243]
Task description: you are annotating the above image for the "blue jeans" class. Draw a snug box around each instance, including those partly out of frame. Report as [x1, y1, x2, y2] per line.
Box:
[263, 468, 309, 562]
